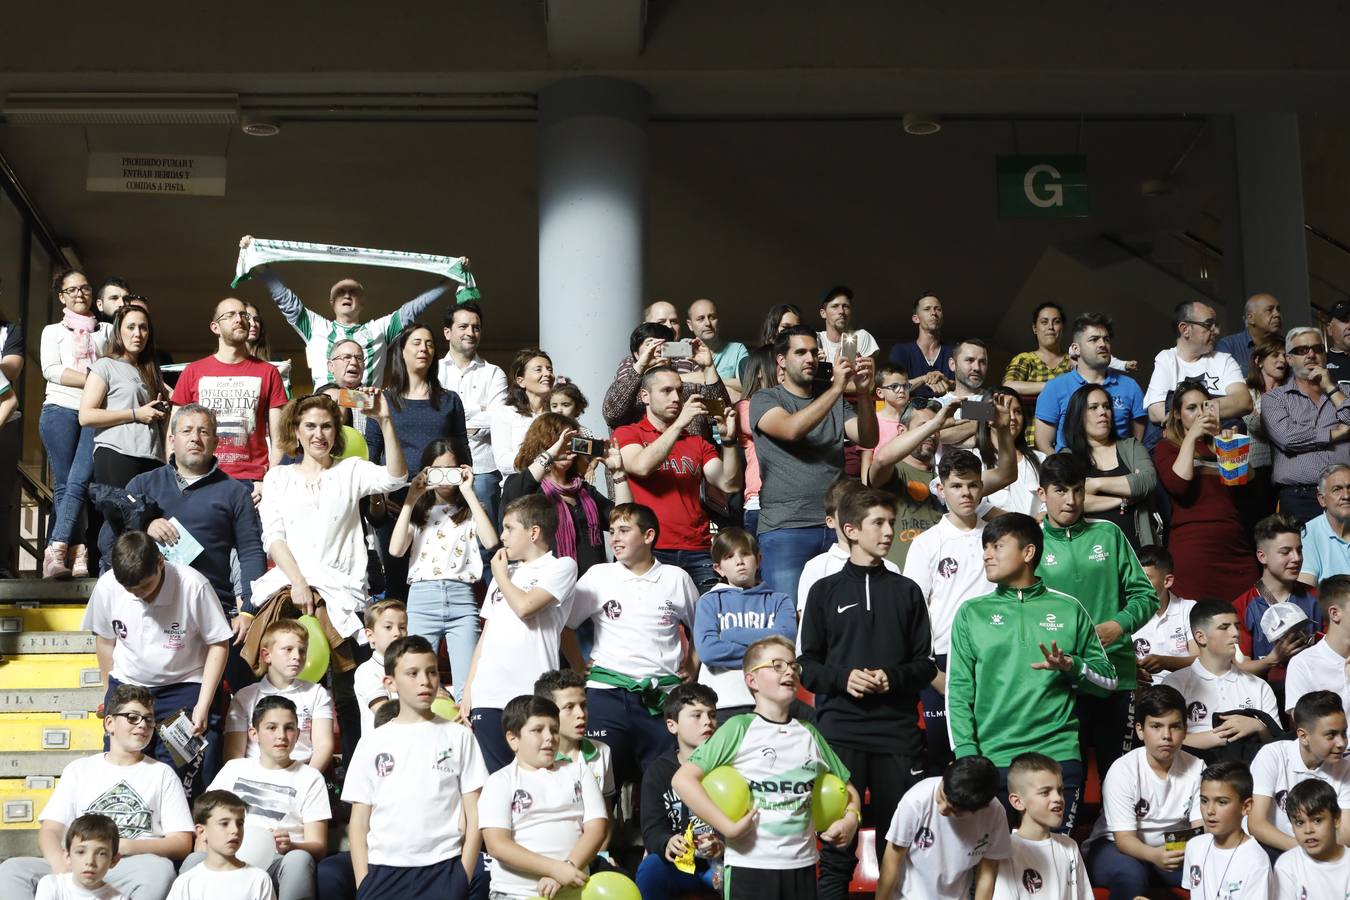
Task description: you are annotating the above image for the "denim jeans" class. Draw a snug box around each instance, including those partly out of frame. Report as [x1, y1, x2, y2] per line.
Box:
[1087, 837, 1184, 900]
[757, 524, 834, 607]
[653, 548, 719, 593]
[406, 579, 480, 700]
[40, 405, 93, 544]
[473, 470, 502, 528]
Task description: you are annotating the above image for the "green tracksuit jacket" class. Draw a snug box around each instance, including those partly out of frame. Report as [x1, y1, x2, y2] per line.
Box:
[947, 579, 1118, 766]
[1037, 518, 1158, 696]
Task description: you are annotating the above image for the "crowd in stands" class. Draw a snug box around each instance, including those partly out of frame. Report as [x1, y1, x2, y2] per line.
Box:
[8, 247, 1350, 900]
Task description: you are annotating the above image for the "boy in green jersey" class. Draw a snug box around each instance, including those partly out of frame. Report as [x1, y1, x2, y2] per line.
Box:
[1034, 453, 1156, 783]
[672, 636, 861, 900]
[947, 512, 1117, 830]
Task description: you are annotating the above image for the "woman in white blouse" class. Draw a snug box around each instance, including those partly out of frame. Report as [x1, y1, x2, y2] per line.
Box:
[40, 269, 112, 579]
[489, 348, 553, 477]
[251, 392, 407, 641]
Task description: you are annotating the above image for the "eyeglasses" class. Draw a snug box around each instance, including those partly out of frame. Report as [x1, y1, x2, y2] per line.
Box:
[1183, 319, 1219, 332]
[59, 285, 93, 297]
[215, 310, 253, 322]
[329, 353, 365, 364]
[1288, 344, 1327, 357]
[880, 382, 910, 393]
[109, 712, 151, 726]
[748, 658, 803, 677]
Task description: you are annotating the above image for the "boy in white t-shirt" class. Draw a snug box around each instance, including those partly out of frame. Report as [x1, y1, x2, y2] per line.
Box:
[167, 791, 274, 900]
[224, 620, 334, 771]
[993, 753, 1092, 900]
[876, 755, 1011, 900]
[1251, 690, 1350, 853]
[352, 599, 407, 739]
[34, 814, 123, 900]
[342, 635, 489, 900]
[533, 670, 616, 809]
[1086, 685, 1204, 900]
[1161, 599, 1280, 752]
[564, 503, 699, 788]
[83, 533, 233, 792]
[205, 696, 331, 900]
[464, 494, 579, 773]
[1184, 761, 1272, 900]
[1273, 779, 1350, 899]
[1285, 575, 1350, 716]
[479, 695, 608, 899]
[0, 684, 194, 900]
[1132, 546, 1197, 682]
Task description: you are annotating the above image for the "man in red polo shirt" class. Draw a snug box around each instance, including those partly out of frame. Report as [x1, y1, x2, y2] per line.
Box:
[613, 365, 742, 591]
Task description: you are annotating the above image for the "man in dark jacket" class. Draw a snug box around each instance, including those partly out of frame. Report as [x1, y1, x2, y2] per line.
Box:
[799, 487, 936, 900]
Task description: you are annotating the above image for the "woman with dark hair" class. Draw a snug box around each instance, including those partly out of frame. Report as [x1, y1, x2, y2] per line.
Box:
[490, 348, 553, 477]
[738, 305, 802, 384]
[389, 438, 497, 700]
[1063, 382, 1158, 550]
[737, 343, 779, 534]
[977, 384, 1046, 516]
[1154, 379, 1258, 599]
[40, 268, 112, 578]
[500, 412, 631, 575]
[1238, 340, 1288, 532]
[365, 323, 467, 586]
[78, 305, 169, 487]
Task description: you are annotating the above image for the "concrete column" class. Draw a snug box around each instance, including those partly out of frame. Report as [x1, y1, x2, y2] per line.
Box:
[1216, 113, 1312, 328]
[538, 77, 650, 436]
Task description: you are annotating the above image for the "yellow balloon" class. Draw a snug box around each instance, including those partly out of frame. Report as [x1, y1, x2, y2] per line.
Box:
[431, 696, 459, 721]
[812, 772, 849, 831]
[335, 425, 369, 461]
[582, 872, 639, 900]
[702, 765, 751, 820]
[296, 615, 330, 682]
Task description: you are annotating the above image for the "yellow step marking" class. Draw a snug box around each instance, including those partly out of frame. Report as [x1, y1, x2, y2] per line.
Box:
[0, 655, 101, 690]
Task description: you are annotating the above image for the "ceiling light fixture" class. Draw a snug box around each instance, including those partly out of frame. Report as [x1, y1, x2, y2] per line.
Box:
[902, 112, 942, 136]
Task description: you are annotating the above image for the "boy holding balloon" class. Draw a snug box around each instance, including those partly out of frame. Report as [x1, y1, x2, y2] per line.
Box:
[222, 619, 334, 771]
[672, 635, 861, 900]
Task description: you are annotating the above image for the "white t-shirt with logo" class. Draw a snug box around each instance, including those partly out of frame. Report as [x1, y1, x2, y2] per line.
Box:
[1284, 638, 1350, 713]
[556, 739, 615, 801]
[1089, 746, 1203, 847]
[35, 873, 124, 900]
[225, 678, 333, 764]
[82, 564, 234, 687]
[40, 753, 193, 839]
[1183, 833, 1271, 900]
[1162, 660, 1280, 733]
[567, 560, 698, 681]
[468, 552, 578, 710]
[886, 776, 1011, 900]
[341, 717, 487, 867]
[478, 760, 608, 898]
[207, 756, 331, 849]
[1143, 347, 1245, 410]
[1274, 845, 1350, 900]
[1251, 739, 1350, 837]
[1133, 595, 1196, 660]
[992, 832, 1091, 900]
[167, 863, 274, 900]
[817, 328, 879, 364]
[902, 515, 993, 656]
[353, 655, 395, 737]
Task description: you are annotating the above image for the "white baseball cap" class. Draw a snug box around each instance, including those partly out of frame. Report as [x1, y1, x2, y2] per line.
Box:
[1260, 601, 1310, 644]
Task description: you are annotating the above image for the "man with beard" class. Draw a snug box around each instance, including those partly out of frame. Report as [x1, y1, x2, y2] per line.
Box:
[686, 298, 747, 401]
[1035, 313, 1147, 453]
[935, 338, 989, 448]
[438, 301, 507, 520]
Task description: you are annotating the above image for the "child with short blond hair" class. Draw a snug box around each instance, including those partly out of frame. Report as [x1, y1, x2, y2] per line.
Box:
[224, 620, 333, 770]
[352, 599, 407, 739]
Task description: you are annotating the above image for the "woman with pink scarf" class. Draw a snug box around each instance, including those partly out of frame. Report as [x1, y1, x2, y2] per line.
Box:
[39, 269, 111, 579]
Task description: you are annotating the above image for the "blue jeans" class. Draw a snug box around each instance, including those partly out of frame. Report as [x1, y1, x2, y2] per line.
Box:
[472, 470, 502, 528]
[757, 525, 834, 607]
[40, 406, 93, 544]
[1087, 838, 1184, 900]
[635, 855, 718, 900]
[654, 548, 719, 593]
[406, 579, 479, 701]
[743, 507, 759, 536]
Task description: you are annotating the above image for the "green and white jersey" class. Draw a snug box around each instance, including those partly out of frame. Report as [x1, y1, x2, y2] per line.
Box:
[688, 713, 850, 869]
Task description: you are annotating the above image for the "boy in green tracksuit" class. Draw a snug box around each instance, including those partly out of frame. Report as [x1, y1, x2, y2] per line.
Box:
[1034, 453, 1156, 783]
[947, 512, 1117, 831]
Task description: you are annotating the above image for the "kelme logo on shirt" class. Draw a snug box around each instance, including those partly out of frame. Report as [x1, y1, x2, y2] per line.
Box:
[990, 614, 1005, 626]
[1043, 553, 1057, 566]
[1088, 544, 1108, 562]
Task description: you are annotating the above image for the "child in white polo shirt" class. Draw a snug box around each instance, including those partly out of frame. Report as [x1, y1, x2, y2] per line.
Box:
[1250, 690, 1350, 853]
[1285, 574, 1350, 716]
[994, 753, 1092, 900]
[876, 754, 1011, 900]
[1183, 761, 1271, 900]
[463, 494, 578, 773]
[478, 695, 608, 899]
[83, 532, 233, 792]
[352, 599, 407, 739]
[1273, 779, 1350, 898]
[1086, 685, 1204, 900]
[224, 620, 334, 771]
[564, 503, 698, 788]
[342, 635, 488, 900]
[1132, 546, 1196, 683]
[1161, 599, 1280, 751]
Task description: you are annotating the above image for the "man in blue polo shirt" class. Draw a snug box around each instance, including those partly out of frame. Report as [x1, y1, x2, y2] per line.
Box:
[1035, 312, 1146, 452]
[1299, 463, 1350, 585]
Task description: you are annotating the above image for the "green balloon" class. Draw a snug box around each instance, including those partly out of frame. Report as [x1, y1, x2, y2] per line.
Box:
[335, 425, 369, 461]
[582, 872, 639, 900]
[812, 772, 848, 831]
[296, 615, 330, 682]
[431, 696, 459, 721]
[702, 765, 751, 820]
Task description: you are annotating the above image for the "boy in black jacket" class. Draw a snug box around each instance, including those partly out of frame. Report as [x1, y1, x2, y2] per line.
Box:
[799, 487, 936, 900]
[637, 683, 722, 900]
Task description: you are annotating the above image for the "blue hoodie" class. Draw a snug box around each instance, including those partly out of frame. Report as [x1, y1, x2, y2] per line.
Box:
[694, 581, 797, 708]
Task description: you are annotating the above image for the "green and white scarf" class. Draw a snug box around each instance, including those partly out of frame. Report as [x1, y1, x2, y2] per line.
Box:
[232, 238, 480, 302]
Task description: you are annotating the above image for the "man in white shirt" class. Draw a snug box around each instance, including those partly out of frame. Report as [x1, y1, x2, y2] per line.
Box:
[1285, 575, 1350, 715]
[438, 301, 507, 523]
[1144, 299, 1252, 426]
[1250, 690, 1350, 853]
[816, 285, 880, 363]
